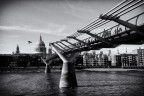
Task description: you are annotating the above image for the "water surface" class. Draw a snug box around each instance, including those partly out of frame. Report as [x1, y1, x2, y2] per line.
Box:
[0, 71, 144, 96]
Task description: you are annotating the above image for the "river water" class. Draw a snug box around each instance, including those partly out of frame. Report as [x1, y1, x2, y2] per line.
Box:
[0, 71, 144, 96]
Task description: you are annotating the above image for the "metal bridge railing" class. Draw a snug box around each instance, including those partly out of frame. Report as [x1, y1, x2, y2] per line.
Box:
[66, 12, 144, 50]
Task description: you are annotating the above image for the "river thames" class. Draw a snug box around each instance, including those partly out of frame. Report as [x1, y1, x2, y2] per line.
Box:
[0, 70, 144, 96]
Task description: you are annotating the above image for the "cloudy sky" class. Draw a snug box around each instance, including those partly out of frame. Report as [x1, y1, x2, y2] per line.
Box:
[0, 0, 144, 54]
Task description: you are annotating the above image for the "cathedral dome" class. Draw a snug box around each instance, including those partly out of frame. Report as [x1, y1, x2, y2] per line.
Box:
[36, 40, 45, 47]
[35, 35, 46, 54]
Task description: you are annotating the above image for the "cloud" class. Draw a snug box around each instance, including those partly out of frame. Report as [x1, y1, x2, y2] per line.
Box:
[46, 23, 67, 33]
[0, 44, 5, 46]
[65, 1, 94, 13]
[63, 0, 95, 19]
[0, 34, 20, 38]
[2, 35, 20, 38]
[0, 25, 68, 36]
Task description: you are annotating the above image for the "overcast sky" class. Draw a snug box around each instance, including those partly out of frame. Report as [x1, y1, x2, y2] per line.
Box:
[0, 0, 144, 54]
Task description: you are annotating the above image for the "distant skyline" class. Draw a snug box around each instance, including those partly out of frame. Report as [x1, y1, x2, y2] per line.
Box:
[0, 0, 144, 54]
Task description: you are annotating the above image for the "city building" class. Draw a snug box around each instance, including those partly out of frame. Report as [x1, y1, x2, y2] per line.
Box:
[121, 54, 137, 68]
[0, 35, 50, 68]
[115, 55, 122, 67]
[83, 51, 89, 67]
[98, 51, 109, 67]
[0, 33, 144, 69]
[107, 50, 122, 68]
[0, 54, 11, 67]
[83, 51, 109, 68]
[132, 48, 144, 66]
[74, 54, 83, 67]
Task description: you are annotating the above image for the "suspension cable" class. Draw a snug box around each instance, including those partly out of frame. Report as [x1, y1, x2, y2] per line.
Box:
[65, 0, 144, 42]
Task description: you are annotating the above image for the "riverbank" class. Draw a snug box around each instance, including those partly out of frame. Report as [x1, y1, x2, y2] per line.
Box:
[1, 67, 144, 73]
[0, 67, 62, 73]
[82, 68, 144, 72]
[0, 67, 44, 73]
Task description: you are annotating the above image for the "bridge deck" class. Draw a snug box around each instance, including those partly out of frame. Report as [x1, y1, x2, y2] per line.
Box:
[46, 24, 144, 61]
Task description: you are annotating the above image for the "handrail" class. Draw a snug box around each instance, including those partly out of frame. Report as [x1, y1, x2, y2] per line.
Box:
[65, 12, 144, 50]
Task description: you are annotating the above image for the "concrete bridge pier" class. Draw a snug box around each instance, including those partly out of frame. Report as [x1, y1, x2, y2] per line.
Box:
[45, 63, 51, 73]
[50, 43, 78, 88]
[59, 54, 78, 88]
[41, 58, 51, 73]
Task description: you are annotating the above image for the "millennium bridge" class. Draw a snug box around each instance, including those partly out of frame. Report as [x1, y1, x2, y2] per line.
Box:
[42, 0, 144, 89]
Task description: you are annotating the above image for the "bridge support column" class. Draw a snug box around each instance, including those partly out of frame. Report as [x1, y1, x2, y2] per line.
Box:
[41, 58, 51, 73]
[45, 64, 51, 73]
[60, 60, 77, 88]
[50, 43, 78, 88]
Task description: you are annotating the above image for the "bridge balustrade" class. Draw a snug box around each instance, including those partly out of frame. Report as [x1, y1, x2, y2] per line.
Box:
[66, 12, 144, 49]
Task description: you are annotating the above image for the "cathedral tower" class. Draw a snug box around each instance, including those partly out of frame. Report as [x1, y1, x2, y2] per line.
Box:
[16, 44, 20, 54]
[35, 35, 46, 54]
